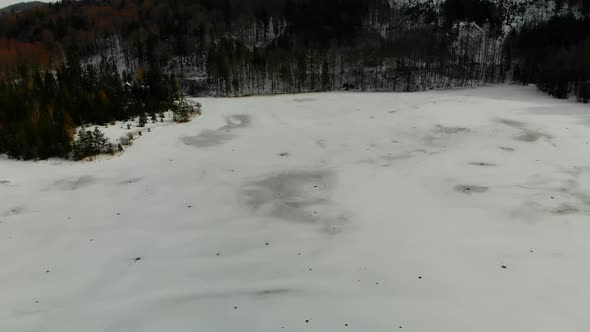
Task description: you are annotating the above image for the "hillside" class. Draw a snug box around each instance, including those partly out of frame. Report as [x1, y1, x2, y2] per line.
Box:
[0, 0, 587, 95]
[0, 1, 44, 15]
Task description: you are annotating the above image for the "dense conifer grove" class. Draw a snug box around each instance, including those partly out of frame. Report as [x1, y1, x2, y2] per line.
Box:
[0, 53, 177, 159]
[1, 0, 589, 159]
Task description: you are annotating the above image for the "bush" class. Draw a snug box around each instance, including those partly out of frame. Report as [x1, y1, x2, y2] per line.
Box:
[576, 81, 590, 103]
[119, 135, 132, 146]
[72, 128, 109, 160]
[172, 99, 196, 123]
[138, 113, 147, 127]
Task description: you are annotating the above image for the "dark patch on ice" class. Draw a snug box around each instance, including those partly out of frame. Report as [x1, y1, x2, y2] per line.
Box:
[134, 257, 142, 262]
[326, 225, 340, 234]
[496, 118, 552, 142]
[241, 170, 352, 232]
[220, 114, 251, 130]
[497, 118, 525, 128]
[531, 169, 590, 214]
[454, 185, 489, 194]
[255, 289, 290, 296]
[434, 125, 471, 134]
[119, 177, 142, 185]
[366, 152, 414, 167]
[51, 176, 95, 191]
[383, 153, 412, 162]
[293, 98, 317, 102]
[499, 146, 515, 152]
[182, 130, 234, 147]
[514, 130, 552, 142]
[279, 152, 290, 157]
[3, 206, 25, 217]
[0, 180, 11, 185]
[468, 162, 497, 167]
[551, 204, 580, 215]
[315, 140, 326, 149]
[182, 114, 251, 147]
[242, 170, 334, 223]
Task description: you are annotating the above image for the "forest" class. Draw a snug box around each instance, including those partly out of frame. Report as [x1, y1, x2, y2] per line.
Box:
[1, 0, 590, 159]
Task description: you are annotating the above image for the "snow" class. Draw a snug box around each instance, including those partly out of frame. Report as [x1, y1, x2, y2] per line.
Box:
[87, 111, 177, 147]
[2, 85, 590, 332]
[76, 108, 199, 161]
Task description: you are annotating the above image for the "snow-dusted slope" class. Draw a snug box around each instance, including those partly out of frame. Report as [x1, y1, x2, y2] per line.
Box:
[401, 0, 582, 30]
[2, 86, 590, 332]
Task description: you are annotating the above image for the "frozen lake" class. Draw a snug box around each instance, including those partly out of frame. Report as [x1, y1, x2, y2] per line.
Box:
[2, 85, 590, 332]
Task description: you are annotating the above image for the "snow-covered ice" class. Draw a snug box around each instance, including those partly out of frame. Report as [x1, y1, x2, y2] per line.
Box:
[2, 85, 590, 332]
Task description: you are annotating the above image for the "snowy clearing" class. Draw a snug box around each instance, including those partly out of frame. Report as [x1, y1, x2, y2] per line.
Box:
[1, 85, 590, 332]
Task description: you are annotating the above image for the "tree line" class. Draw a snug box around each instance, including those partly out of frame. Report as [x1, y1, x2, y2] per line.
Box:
[509, 14, 590, 101]
[0, 0, 511, 90]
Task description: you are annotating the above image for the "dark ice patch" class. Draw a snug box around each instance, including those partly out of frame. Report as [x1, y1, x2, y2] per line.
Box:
[242, 170, 336, 223]
[3, 206, 25, 217]
[316, 140, 327, 149]
[255, 289, 290, 296]
[496, 118, 552, 143]
[293, 98, 317, 102]
[469, 162, 497, 167]
[551, 204, 580, 215]
[497, 118, 525, 128]
[384, 153, 413, 162]
[182, 130, 234, 147]
[454, 185, 489, 194]
[182, 114, 251, 148]
[379, 153, 413, 166]
[119, 177, 142, 185]
[434, 125, 471, 134]
[514, 130, 552, 142]
[51, 176, 95, 191]
[220, 114, 251, 130]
